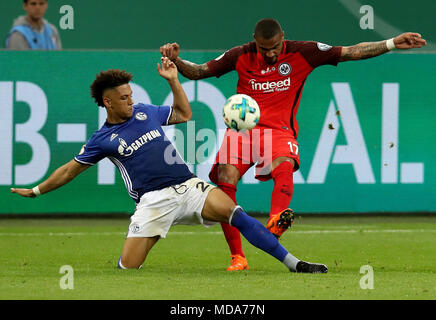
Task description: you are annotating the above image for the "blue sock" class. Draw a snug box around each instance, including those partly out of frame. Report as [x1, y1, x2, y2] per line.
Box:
[229, 206, 289, 262]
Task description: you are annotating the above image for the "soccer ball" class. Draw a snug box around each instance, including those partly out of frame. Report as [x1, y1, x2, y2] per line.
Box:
[222, 94, 260, 132]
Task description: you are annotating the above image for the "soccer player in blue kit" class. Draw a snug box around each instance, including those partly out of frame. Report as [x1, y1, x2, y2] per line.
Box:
[11, 57, 327, 273]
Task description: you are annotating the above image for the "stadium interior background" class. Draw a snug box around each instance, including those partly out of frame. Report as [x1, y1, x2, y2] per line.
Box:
[1, 0, 435, 216]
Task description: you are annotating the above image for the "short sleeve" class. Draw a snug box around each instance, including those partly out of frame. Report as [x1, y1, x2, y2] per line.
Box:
[294, 41, 342, 68]
[137, 103, 172, 126]
[207, 45, 243, 78]
[74, 138, 106, 165]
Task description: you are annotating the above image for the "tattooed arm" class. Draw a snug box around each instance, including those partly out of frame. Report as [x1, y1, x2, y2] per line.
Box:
[340, 32, 426, 62]
[160, 42, 213, 80]
[174, 58, 213, 80]
[340, 40, 389, 61]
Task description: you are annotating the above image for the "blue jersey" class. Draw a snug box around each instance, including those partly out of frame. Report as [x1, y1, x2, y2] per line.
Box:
[75, 104, 194, 202]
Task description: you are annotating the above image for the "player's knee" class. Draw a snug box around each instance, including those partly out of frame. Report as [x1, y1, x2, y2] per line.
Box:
[217, 165, 240, 185]
[119, 255, 143, 270]
[223, 205, 237, 222]
[272, 157, 295, 172]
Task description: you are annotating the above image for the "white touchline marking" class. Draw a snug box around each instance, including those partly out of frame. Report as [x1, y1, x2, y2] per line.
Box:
[0, 229, 435, 237]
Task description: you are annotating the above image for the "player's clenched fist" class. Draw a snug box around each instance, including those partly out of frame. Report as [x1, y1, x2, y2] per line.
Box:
[160, 42, 180, 61]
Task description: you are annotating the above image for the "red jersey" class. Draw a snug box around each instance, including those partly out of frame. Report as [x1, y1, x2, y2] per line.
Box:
[207, 40, 342, 139]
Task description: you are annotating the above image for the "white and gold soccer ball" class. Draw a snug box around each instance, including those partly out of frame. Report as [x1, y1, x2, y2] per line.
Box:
[222, 94, 260, 132]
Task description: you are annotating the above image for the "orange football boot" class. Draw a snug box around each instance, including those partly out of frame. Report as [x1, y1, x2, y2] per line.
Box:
[226, 254, 249, 271]
[266, 208, 295, 239]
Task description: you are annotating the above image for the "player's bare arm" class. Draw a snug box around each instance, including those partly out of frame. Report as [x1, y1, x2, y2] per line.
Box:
[340, 32, 426, 62]
[157, 57, 192, 124]
[160, 42, 213, 80]
[11, 159, 90, 197]
[175, 59, 212, 80]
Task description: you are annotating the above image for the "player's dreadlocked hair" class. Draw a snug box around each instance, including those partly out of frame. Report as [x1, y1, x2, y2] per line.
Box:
[254, 18, 283, 39]
[90, 69, 133, 107]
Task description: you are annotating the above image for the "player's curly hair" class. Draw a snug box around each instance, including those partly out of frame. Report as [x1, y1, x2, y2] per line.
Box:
[90, 69, 133, 107]
[254, 18, 283, 39]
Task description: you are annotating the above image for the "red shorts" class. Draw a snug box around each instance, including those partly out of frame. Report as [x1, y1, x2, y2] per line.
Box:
[209, 127, 300, 183]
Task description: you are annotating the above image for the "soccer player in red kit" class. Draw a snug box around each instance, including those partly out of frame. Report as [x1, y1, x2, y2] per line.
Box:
[160, 18, 426, 271]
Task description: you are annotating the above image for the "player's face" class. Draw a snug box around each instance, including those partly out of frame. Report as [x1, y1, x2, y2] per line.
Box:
[254, 32, 285, 65]
[104, 84, 134, 122]
[24, 0, 48, 21]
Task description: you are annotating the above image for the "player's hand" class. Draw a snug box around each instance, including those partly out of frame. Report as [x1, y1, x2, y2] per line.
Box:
[10, 188, 37, 198]
[157, 57, 178, 81]
[393, 32, 426, 49]
[160, 42, 180, 61]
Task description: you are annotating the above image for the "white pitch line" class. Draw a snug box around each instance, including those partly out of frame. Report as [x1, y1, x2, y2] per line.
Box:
[0, 229, 435, 237]
[0, 232, 126, 237]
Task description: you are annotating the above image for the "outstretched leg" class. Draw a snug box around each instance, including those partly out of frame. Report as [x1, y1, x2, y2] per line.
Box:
[230, 206, 327, 273]
[201, 188, 328, 273]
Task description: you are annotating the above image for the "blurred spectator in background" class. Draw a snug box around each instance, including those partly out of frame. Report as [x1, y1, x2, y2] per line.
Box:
[5, 0, 62, 50]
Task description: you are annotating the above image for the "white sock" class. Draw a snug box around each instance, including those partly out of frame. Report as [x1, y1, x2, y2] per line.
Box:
[118, 257, 127, 269]
[118, 256, 143, 270]
[283, 253, 300, 272]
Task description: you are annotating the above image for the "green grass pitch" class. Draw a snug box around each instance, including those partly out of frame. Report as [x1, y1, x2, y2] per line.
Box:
[0, 215, 435, 300]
